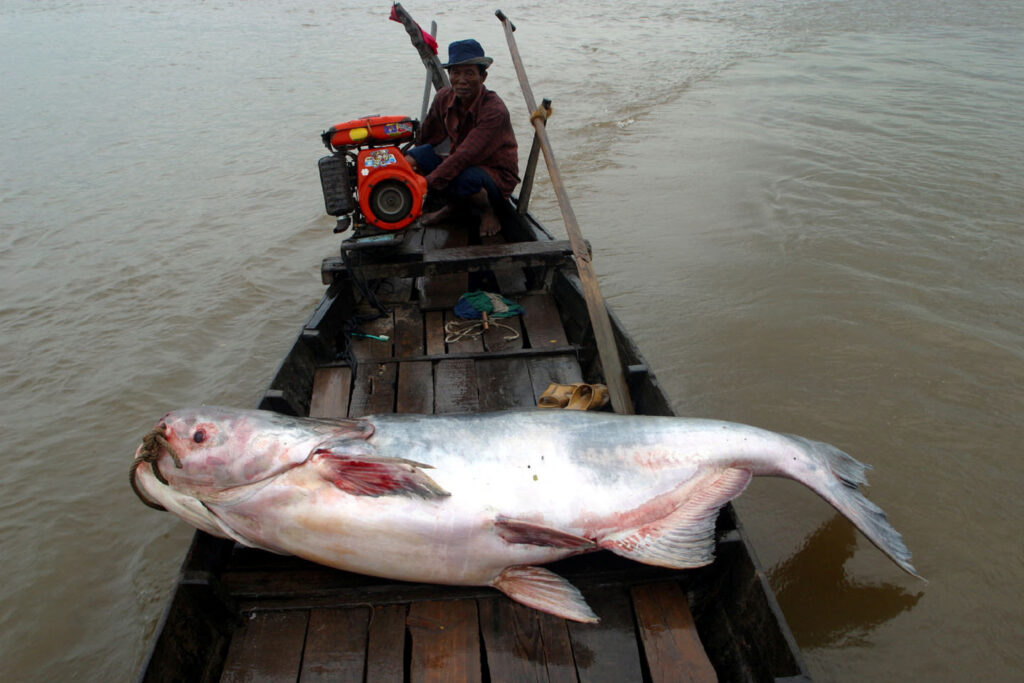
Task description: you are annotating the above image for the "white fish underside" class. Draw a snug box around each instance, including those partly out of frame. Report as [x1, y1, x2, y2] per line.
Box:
[133, 409, 919, 622]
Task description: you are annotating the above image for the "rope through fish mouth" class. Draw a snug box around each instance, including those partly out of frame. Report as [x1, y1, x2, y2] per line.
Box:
[129, 424, 183, 511]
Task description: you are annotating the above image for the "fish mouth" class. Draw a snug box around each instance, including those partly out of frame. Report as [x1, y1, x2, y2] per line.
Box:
[129, 422, 184, 511]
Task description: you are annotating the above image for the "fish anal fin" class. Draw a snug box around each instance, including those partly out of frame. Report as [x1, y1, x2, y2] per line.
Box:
[495, 517, 597, 550]
[311, 450, 450, 499]
[601, 468, 753, 569]
[493, 565, 599, 623]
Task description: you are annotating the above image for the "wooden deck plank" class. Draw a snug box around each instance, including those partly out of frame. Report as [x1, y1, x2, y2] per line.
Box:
[220, 610, 309, 683]
[434, 359, 480, 414]
[526, 355, 585, 404]
[444, 310, 485, 355]
[425, 311, 446, 356]
[475, 357, 536, 412]
[350, 312, 394, 361]
[348, 362, 397, 416]
[483, 314, 524, 353]
[408, 600, 481, 683]
[567, 586, 645, 683]
[631, 582, 717, 683]
[309, 367, 352, 419]
[479, 598, 577, 683]
[365, 604, 408, 683]
[519, 292, 569, 349]
[300, 607, 371, 683]
[393, 304, 425, 359]
[397, 361, 434, 414]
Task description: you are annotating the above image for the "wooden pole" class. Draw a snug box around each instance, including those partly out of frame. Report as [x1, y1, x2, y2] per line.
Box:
[516, 97, 548, 216]
[392, 3, 449, 91]
[496, 10, 634, 414]
[420, 20, 438, 121]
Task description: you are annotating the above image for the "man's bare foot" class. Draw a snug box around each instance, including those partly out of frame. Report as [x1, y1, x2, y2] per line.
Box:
[420, 204, 455, 226]
[479, 211, 501, 237]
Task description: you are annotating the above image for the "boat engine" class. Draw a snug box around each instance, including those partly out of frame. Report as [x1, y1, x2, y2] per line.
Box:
[319, 115, 427, 234]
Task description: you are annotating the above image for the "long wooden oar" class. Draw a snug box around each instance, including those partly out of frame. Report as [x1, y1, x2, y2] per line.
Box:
[496, 10, 633, 414]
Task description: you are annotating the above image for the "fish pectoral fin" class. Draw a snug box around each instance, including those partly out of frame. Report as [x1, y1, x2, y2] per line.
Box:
[492, 565, 599, 623]
[200, 503, 292, 555]
[600, 468, 753, 569]
[494, 517, 597, 550]
[311, 451, 450, 499]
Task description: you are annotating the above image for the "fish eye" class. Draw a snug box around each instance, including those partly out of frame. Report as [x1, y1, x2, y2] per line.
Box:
[193, 429, 206, 444]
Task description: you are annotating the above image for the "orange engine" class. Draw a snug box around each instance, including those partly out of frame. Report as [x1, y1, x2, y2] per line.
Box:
[319, 115, 427, 232]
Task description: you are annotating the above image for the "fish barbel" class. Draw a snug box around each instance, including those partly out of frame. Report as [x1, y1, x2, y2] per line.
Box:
[131, 407, 919, 622]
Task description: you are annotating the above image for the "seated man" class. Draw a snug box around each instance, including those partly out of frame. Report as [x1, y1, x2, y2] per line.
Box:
[405, 39, 519, 237]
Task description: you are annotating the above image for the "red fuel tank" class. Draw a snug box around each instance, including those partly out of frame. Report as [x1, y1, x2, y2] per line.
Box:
[326, 115, 417, 150]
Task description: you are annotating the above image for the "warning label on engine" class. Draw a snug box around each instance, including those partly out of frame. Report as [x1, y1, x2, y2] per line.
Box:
[364, 150, 398, 168]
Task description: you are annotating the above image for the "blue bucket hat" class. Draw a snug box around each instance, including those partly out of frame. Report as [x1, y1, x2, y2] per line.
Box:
[442, 39, 493, 68]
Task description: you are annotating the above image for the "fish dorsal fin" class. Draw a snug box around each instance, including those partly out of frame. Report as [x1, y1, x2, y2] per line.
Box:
[600, 468, 753, 569]
[304, 416, 376, 440]
[492, 565, 598, 623]
[311, 444, 450, 499]
[494, 516, 597, 550]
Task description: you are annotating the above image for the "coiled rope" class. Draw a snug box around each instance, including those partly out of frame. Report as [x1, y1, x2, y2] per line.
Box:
[444, 318, 520, 344]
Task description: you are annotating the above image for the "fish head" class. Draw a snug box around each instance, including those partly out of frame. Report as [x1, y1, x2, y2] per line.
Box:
[131, 406, 309, 501]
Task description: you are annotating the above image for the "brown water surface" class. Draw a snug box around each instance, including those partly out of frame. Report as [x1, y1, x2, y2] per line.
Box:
[1, 1, 1022, 680]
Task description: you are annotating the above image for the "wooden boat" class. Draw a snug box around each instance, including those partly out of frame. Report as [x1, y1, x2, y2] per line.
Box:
[134, 185, 811, 680]
[135, 7, 810, 678]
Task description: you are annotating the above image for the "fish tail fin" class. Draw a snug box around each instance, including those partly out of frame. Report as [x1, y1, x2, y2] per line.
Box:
[783, 435, 922, 579]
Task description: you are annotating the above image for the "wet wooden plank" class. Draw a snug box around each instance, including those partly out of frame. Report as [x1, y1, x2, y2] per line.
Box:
[220, 610, 309, 683]
[408, 600, 481, 683]
[434, 359, 479, 414]
[300, 607, 371, 683]
[567, 586, 644, 683]
[519, 292, 568, 348]
[444, 310, 484, 355]
[348, 362, 397, 416]
[483, 314, 524, 353]
[309, 367, 352, 419]
[375, 276, 414, 304]
[425, 311, 446, 356]
[393, 304, 425, 359]
[323, 240, 572, 280]
[417, 226, 469, 310]
[365, 604, 407, 683]
[397, 361, 434, 414]
[478, 598, 577, 683]
[526, 355, 585, 404]
[475, 358, 536, 412]
[631, 582, 717, 683]
[350, 312, 394, 361]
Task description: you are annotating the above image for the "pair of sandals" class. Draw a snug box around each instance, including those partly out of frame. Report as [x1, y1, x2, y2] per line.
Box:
[537, 383, 610, 411]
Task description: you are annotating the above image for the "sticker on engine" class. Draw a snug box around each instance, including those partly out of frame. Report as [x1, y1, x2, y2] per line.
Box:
[384, 122, 414, 137]
[364, 150, 397, 168]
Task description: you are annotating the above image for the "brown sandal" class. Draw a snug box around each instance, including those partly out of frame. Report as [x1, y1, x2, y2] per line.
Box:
[537, 383, 581, 408]
[565, 384, 610, 411]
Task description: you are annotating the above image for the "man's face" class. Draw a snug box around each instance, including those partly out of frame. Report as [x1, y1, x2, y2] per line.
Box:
[449, 65, 486, 104]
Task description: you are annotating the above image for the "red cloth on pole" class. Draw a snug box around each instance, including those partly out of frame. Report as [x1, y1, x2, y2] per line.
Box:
[389, 5, 438, 55]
